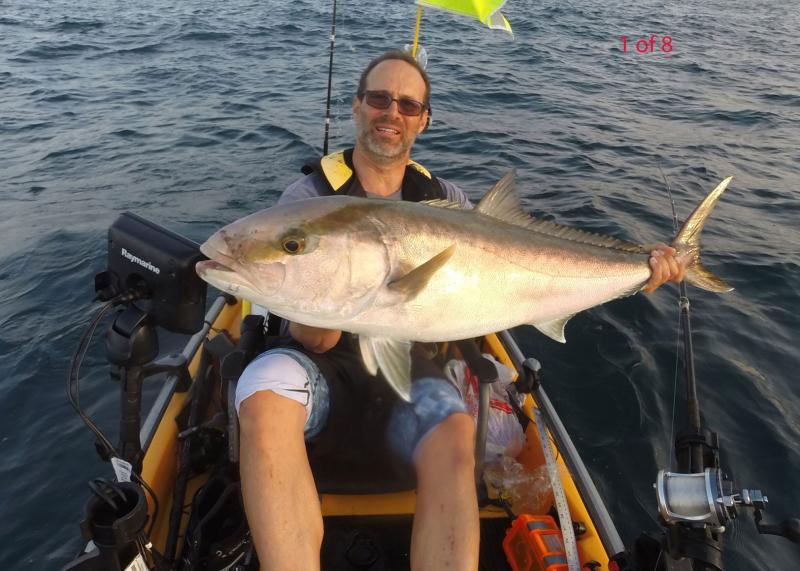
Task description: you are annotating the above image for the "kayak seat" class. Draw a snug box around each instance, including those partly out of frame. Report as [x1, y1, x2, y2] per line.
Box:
[223, 314, 499, 495]
[223, 314, 419, 494]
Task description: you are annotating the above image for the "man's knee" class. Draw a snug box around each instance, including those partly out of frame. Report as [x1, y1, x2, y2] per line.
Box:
[417, 412, 476, 473]
[239, 390, 306, 434]
[388, 376, 470, 463]
[236, 349, 330, 439]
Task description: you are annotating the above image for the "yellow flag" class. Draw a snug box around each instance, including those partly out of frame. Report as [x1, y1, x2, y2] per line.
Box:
[415, 0, 512, 35]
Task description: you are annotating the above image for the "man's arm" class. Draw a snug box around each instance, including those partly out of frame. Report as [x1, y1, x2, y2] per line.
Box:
[278, 171, 330, 205]
[438, 177, 473, 209]
[288, 321, 342, 353]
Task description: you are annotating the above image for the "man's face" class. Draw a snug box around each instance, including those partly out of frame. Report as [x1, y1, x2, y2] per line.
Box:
[353, 59, 429, 163]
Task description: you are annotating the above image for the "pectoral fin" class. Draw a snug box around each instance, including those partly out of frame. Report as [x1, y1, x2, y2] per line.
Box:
[531, 315, 574, 343]
[387, 244, 456, 301]
[358, 336, 413, 401]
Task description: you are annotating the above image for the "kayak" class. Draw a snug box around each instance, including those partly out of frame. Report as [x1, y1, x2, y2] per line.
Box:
[61, 204, 799, 571]
[76, 295, 623, 570]
[61, 212, 628, 570]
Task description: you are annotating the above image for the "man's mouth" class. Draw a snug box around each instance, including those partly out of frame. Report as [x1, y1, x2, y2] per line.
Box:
[375, 124, 401, 137]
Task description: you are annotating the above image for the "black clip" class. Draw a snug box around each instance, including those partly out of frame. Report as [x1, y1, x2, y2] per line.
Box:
[516, 358, 542, 394]
[143, 353, 192, 392]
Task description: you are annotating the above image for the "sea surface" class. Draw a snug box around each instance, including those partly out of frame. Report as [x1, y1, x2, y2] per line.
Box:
[1, 0, 798, 569]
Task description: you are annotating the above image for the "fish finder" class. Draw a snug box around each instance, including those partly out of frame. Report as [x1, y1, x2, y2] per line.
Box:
[95, 212, 207, 334]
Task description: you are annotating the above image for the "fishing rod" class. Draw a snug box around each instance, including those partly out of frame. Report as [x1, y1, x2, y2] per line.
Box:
[661, 168, 703, 473]
[322, 0, 337, 155]
[642, 170, 800, 570]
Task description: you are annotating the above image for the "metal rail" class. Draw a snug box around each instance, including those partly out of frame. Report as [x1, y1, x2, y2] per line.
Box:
[498, 329, 627, 557]
[139, 296, 229, 454]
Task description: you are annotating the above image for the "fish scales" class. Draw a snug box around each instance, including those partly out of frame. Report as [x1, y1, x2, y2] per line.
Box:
[197, 172, 733, 399]
[355, 199, 650, 340]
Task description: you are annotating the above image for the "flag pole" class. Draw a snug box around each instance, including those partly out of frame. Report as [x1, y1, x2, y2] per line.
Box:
[412, 6, 422, 57]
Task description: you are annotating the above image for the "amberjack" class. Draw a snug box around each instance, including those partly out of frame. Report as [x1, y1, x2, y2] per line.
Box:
[196, 172, 733, 400]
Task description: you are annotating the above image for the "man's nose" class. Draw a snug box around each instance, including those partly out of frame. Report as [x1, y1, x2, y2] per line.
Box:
[384, 99, 402, 118]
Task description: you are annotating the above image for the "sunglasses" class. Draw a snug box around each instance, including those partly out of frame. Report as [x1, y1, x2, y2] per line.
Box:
[359, 90, 428, 117]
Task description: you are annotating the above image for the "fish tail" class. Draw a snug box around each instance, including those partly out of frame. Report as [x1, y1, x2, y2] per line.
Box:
[671, 176, 734, 293]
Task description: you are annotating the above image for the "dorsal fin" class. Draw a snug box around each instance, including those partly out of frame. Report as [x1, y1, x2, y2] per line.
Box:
[474, 169, 529, 223]
[525, 219, 647, 253]
[420, 198, 462, 209]
[475, 170, 647, 253]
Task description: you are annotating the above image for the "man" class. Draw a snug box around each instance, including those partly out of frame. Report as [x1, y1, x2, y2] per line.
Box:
[236, 50, 685, 571]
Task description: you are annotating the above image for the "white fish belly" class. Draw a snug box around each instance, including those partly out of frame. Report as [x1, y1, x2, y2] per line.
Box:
[347, 236, 650, 342]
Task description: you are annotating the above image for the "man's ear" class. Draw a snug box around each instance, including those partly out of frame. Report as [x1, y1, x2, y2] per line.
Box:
[419, 109, 431, 133]
[352, 96, 360, 115]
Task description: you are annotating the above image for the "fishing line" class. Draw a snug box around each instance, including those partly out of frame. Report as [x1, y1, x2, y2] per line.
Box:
[669, 309, 682, 472]
[658, 167, 680, 236]
[658, 166, 684, 472]
[651, 547, 664, 571]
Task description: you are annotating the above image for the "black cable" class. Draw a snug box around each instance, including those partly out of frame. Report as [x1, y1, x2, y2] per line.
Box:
[67, 297, 123, 456]
[132, 471, 160, 538]
[68, 291, 162, 538]
[88, 478, 127, 511]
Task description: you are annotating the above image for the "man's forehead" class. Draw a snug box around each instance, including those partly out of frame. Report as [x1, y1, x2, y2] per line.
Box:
[364, 59, 426, 98]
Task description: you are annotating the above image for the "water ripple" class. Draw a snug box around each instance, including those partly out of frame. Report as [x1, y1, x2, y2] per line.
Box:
[1, 0, 798, 569]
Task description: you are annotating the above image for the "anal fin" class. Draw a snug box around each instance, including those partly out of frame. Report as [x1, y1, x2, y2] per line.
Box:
[358, 336, 413, 401]
[531, 315, 574, 343]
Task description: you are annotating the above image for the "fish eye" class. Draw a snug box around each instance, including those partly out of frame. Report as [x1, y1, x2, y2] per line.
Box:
[281, 237, 305, 255]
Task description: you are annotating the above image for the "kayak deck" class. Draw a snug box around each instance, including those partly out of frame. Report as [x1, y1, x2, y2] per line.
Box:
[139, 298, 612, 569]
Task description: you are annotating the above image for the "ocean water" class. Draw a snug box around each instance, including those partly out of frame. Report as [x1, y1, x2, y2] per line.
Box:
[1, 0, 798, 569]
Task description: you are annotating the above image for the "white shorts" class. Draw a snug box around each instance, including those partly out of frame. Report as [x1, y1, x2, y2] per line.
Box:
[235, 348, 330, 439]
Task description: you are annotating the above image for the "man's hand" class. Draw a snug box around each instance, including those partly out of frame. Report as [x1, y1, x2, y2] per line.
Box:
[643, 243, 687, 293]
[288, 321, 342, 353]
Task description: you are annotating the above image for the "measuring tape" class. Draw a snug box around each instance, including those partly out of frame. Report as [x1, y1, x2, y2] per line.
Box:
[534, 407, 581, 571]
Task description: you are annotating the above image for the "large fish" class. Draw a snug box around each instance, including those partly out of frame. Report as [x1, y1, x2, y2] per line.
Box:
[196, 172, 732, 400]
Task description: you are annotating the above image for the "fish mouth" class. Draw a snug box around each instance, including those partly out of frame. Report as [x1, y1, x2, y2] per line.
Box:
[196, 244, 285, 299]
[196, 258, 258, 296]
[196, 259, 234, 275]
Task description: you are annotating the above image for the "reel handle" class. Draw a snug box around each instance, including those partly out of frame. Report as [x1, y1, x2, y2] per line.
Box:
[755, 511, 800, 544]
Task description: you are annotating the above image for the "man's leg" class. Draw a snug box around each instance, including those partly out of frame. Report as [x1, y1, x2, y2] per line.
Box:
[240, 392, 321, 570]
[236, 350, 330, 571]
[412, 412, 479, 571]
[388, 377, 479, 570]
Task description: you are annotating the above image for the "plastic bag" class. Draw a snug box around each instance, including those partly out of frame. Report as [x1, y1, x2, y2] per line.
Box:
[484, 455, 554, 515]
[444, 354, 526, 460]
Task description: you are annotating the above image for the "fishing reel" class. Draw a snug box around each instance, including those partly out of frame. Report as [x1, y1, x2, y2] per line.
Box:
[656, 468, 800, 542]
